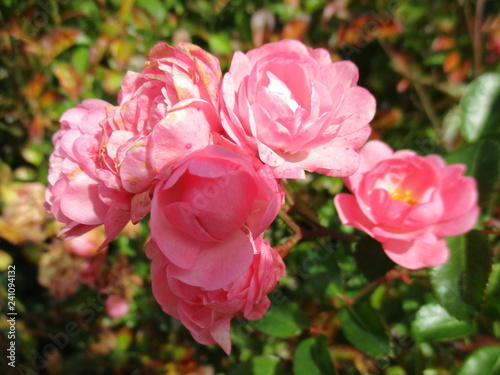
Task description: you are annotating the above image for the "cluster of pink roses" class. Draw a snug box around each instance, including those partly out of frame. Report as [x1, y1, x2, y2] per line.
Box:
[45, 39, 478, 353]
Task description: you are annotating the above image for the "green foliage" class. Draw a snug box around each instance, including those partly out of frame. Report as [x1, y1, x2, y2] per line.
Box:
[411, 303, 476, 342]
[293, 335, 336, 375]
[354, 236, 395, 281]
[446, 140, 500, 204]
[229, 356, 285, 375]
[339, 297, 392, 358]
[484, 264, 500, 320]
[250, 300, 309, 339]
[457, 346, 500, 375]
[430, 231, 492, 321]
[460, 73, 500, 142]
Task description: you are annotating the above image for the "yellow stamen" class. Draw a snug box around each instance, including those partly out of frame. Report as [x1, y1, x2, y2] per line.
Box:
[389, 188, 419, 205]
[69, 168, 82, 181]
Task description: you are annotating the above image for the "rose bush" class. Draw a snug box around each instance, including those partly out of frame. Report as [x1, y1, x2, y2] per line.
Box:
[220, 39, 376, 179]
[334, 140, 480, 269]
[149, 145, 283, 290]
[147, 235, 286, 354]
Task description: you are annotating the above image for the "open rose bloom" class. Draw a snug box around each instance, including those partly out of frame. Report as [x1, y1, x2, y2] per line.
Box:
[334, 141, 480, 269]
[220, 39, 376, 179]
[149, 145, 283, 291]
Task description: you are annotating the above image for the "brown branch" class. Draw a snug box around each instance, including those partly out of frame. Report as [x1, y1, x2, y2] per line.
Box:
[302, 228, 360, 242]
[473, 0, 486, 77]
[342, 270, 409, 306]
[274, 209, 303, 258]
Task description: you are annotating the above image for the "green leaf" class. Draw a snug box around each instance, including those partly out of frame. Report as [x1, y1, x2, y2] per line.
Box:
[446, 140, 500, 203]
[354, 236, 395, 281]
[411, 303, 475, 342]
[484, 264, 500, 320]
[250, 300, 309, 338]
[430, 231, 492, 321]
[457, 346, 500, 375]
[228, 356, 285, 375]
[301, 240, 343, 298]
[136, 0, 166, 22]
[338, 298, 392, 358]
[72, 47, 90, 74]
[460, 72, 500, 142]
[293, 335, 336, 375]
[208, 33, 233, 55]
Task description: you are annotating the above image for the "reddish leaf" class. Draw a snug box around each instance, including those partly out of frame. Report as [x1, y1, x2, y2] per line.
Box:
[26, 28, 83, 65]
[52, 61, 83, 100]
[89, 37, 110, 64]
[22, 73, 47, 100]
[396, 77, 411, 93]
[39, 90, 62, 109]
[376, 21, 403, 38]
[431, 35, 456, 51]
[282, 16, 311, 41]
[29, 112, 46, 143]
[444, 50, 461, 73]
[371, 108, 403, 130]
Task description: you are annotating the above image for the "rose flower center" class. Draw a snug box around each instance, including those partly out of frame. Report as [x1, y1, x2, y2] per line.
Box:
[389, 188, 419, 206]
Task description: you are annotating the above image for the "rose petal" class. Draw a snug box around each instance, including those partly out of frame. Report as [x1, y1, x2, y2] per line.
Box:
[382, 238, 449, 269]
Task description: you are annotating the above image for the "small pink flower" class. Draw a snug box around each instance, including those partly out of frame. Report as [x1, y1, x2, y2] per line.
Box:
[220, 39, 376, 179]
[105, 294, 130, 319]
[147, 236, 285, 354]
[334, 140, 480, 269]
[45, 99, 131, 243]
[149, 145, 283, 291]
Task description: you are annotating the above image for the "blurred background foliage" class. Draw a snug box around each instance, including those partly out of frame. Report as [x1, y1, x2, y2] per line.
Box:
[1, 0, 500, 374]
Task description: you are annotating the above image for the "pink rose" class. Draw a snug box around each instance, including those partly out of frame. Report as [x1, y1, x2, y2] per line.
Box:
[143, 41, 223, 112]
[147, 236, 286, 354]
[105, 294, 130, 319]
[96, 42, 223, 222]
[150, 145, 283, 291]
[220, 39, 376, 179]
[106, 41, 222, 138]
[45, 99, 131, 243]
[334, 140, 480, 269]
